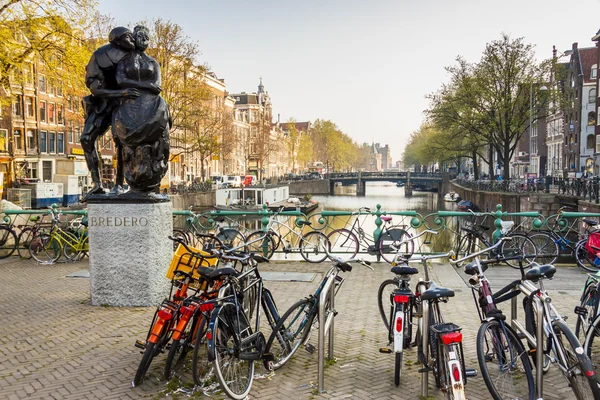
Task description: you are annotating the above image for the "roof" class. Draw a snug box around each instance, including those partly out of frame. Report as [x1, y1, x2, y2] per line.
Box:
[278, 122, 310, 132]
[231, 93, 259, 105]
[580, 47, 598, 84]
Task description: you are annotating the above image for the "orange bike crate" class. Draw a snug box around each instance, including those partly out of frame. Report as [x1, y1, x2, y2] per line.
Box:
[166, 244, 217, 289]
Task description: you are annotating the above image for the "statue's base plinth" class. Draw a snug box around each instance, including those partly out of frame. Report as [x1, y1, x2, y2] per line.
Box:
[88, 201, 172, 306]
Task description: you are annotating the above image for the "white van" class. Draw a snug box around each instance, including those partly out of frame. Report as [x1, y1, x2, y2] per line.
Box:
[211, 175, 228, 189]
[227, 175, 242, 188]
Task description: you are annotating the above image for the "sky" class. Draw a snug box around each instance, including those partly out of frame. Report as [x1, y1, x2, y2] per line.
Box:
[98, 0, 600, 162]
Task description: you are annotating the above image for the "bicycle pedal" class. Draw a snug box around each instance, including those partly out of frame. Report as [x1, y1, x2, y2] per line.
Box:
[262, 352, 274, 362]
[423, 241, 431, 245]
[574, 306, 588, 317]
[134, 340, 146, 350]
[465, 368, 477, 377]
[379, 347, 393, 354]
[305, 343, 316, 354]
[528, 348, 536, 356]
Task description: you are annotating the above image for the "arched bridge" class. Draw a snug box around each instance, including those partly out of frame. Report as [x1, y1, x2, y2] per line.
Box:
[328, 171, 444, 196]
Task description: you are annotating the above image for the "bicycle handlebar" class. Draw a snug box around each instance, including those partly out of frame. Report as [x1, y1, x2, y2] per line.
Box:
[391, 229, 437, 252]
[449, 236, 513, 265]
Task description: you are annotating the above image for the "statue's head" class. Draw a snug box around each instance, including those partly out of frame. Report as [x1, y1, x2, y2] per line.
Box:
[109, 26, 135, 51]
[133, 25, 150, 52]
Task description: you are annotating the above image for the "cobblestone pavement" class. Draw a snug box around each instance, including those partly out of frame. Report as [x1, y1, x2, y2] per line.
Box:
[0, 255, 592, 400]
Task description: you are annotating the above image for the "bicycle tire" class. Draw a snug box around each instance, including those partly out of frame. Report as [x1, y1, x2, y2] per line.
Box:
[378, 228, 413, 264]
[500, 233, 536, 269]
[192, 233, 224, 253]
[191, 316, 212, 386]
[212, 303, 254, 400]
[527, 231, 560, 265]
[132, 342, 156, 387]
[172, 228, 190, 251]
[17, 227, 35, 259]
[245, 231, 276, 259]
[263, 298, 315, 370]
[377, 279, 396, 330]
[326, 228, 359, 258]
[63, 235, 88, 262]
[576, 283, 599, 344]
[553, 319, 600, 399]
[477, 319, 535, 400]
[299, 231, 329, 263]
[0, 225, 17, 259]
[164, 313, 201, 381]
[216, 228, 246, 252]
[575, 240, 600, 273]
[29, 233, 61, 264]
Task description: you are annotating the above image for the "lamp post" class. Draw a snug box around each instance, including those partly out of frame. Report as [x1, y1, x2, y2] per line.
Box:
[529, 82, 548, 180]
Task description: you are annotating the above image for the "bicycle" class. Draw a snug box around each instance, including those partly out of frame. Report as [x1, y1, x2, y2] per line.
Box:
[326, 206, 413, 263]
[173, 208, 246, 251]
[377, 230, 458, 387]
[575, 273, 600, 346]
[27, 208, 89, 263]
[452, 210, 537, 269]
[262, 243, 373, 371]
[244, 207, 330, 263]
[573, 220, 600, 273]
[450, 238, 536, 400]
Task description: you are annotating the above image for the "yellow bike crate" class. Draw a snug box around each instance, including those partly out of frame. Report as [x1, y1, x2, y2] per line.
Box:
[167, 244, 217, 289]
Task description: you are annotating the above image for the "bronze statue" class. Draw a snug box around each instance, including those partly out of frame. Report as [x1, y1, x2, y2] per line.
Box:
[82, 25, 170, 202]
[113, 25, 170, 193]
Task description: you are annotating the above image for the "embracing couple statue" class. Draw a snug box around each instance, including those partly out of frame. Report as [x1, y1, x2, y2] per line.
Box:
[81, 25, 170, 201]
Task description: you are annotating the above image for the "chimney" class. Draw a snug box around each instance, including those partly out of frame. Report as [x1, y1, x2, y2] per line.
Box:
[277, 113, 280, 124]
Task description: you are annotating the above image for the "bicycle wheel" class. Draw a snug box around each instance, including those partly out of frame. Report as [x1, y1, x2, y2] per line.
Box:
[327, 228, 359, 258]
[377, 279, 396, 330]
[527, 231, 559, 265]
[164, 314, 202, 381]
[264, 298, 315, 370]
[212, 303, 254, 400]
[576, 283, 599, 344]
[63, 236, 88, 262]
[575, 240, 600, 273]
[132, 342, 157, 387]
[553, 320, 600, 399]
[29, 233, 61, 264]
[522, 295, 551, 372]
[192, 233, 224, 252]
[192, 316, 212, 386]
[477, 319, 535, 400]
[378, 228, 413, 264]
[245, 231, 277, 259]
[500, 233, 536, 269]
[0, 225, 17, 259]
[172, 228, 190, 251]
[454, 234, 488, 267]
[299, 231, 329, 263]
[216, 228, 246, 252]
[17, 227, 35, 259]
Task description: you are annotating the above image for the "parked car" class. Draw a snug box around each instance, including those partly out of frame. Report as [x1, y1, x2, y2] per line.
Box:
[227, 175, 242, 188]
[210, 175, 229, 189]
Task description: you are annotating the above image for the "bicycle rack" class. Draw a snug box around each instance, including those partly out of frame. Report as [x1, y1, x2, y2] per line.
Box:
[317, 273, 336, 393]
[510, 283, 545, 399]
[419, 282, 430, 398]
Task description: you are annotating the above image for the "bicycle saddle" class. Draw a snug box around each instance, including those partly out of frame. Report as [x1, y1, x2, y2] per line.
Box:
[391, 266, 419, 276]
[420, 282, 455, 301]
[583, 218, 598, 227]
[381, 216, 393, 222]
[464, 262, 487, 276]
[197, 266, 238, 280]
[524, 263, 556, 282]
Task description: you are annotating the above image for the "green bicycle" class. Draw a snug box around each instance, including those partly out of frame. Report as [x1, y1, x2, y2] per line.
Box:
[29, 209, 88, 264]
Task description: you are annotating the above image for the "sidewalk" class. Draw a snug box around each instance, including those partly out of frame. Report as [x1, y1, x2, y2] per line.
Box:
[0, 256, 588, 399]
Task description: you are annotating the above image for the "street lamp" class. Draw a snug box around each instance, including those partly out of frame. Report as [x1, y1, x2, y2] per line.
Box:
[529, 82, 548, 179]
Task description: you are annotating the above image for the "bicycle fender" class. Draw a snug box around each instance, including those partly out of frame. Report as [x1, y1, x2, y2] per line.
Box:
[206, 307, 220, 362]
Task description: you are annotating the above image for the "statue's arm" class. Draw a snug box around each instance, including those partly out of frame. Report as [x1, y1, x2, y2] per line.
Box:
[86, 58, 134, 99]
[116, 58, 161, 95]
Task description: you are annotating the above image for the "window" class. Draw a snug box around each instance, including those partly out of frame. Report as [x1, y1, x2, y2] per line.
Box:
[48, 78, 55, 95]
[42, 161, 52, 182]
[24, 64, 33, 86]
[68, 127, 73, 143]
[40, 131, 47, 153]
[57, 80, 63, 97]
[49, 132, 56, 153]
[76, 126, 81, 143]
[57, 105, 63, 125]
[40, 101, 46, 122]
[14, 129, 22, 150]
[591, 89, 597, 104]
[57, 132, 64, 153]
[106, 137, 111, 150]
[588, 134, 595, 149]
[589, 111, 597, 126]
[48, 103, 55, 123]
[27, 130, 35, 150]
[12, 95, 22, 116]
[0, 129, 7, 152]
[592, 65, 597, 79]
[26, 97, 34, 117]
[39, 75, 46, 92]
[28, 162, 38, 179]
[596, 135, 600, 153]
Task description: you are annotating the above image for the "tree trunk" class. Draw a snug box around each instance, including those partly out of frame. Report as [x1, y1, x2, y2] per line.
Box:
[471, 150, 479, 180]
[502, 140, 510, 181]
[488, 146, 494, 178]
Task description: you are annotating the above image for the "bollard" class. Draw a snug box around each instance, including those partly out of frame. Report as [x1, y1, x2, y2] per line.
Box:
[317, 274, 336, 393]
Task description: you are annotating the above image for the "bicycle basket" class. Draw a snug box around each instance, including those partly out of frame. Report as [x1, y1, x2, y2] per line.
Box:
[166, 244, 216, 290]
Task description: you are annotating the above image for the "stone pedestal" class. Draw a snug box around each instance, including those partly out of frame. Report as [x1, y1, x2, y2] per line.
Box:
[88, 201, 172, 306]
